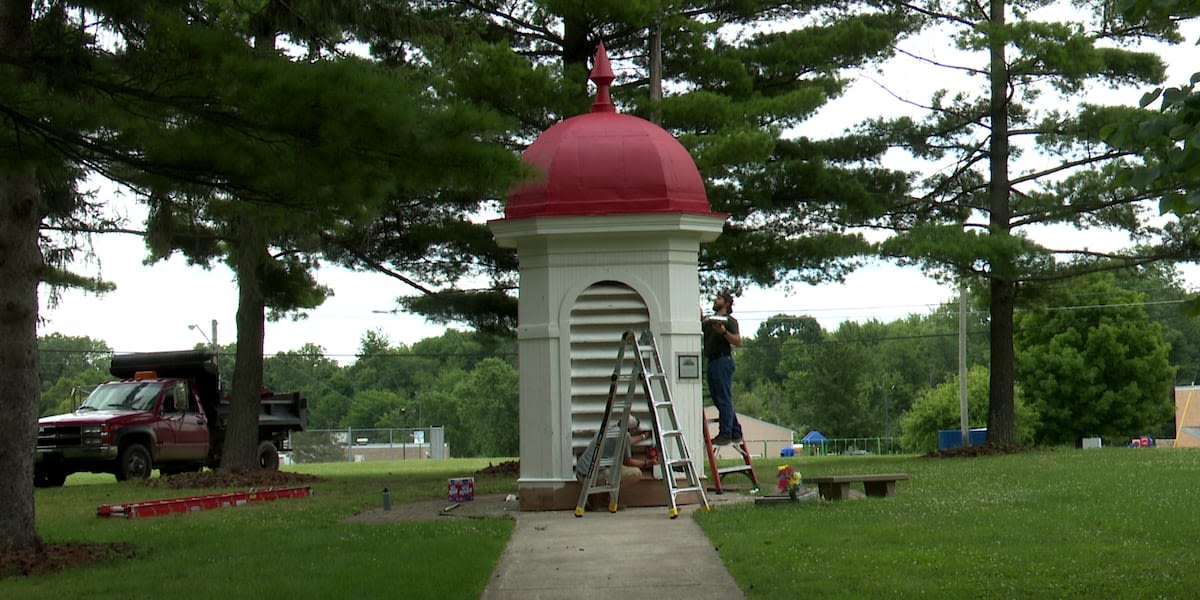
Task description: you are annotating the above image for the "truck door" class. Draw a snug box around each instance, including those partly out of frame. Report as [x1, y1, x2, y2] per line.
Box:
[159, 381, 209, 462]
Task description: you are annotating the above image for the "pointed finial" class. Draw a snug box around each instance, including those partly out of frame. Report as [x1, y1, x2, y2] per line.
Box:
[590, 40, 615, 113]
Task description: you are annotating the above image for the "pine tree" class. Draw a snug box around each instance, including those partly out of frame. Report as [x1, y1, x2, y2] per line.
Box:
[868, 1, 1193, 444]
[2, 0, 55, 553]
[344, 1, 919, 326]
[0, 0, 521, 548]
[107, 1, 523, 470]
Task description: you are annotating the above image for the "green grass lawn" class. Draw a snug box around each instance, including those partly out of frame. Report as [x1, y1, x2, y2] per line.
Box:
[7, 459, 518, 599]
[700, 449, 1200, 598]
[7, 449, 1200, 599]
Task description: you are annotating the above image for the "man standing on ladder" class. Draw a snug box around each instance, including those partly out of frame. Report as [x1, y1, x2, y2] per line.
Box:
[703, 290, 743, 445]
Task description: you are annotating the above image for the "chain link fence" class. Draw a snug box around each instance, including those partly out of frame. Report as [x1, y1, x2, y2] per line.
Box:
[286, 429, 899, 464]
[288, 427, 449, 464]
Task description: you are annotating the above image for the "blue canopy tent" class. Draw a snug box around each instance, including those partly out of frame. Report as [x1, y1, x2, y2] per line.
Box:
[801, 430, 827, 443]
[800, 430, 828, 456]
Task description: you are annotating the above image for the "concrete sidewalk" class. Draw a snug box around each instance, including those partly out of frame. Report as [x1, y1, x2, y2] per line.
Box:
[480, 495, 751, 600]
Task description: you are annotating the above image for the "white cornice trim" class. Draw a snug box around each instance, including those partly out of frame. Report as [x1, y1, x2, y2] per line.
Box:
[489, 212, 726, 247]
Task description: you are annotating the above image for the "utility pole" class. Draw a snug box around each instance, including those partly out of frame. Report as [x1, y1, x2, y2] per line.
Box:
[958, 280, 969, 448]
[649, 20, 662, 125]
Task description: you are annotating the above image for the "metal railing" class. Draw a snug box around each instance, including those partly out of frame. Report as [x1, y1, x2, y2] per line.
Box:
[708, 436, 904, 460]
[748, 436, 903, 457]
[286, 430, 901, 464]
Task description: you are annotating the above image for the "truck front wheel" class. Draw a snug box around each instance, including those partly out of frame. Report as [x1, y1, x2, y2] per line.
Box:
[116, 443, 153, 481]
[257, 441, 280, 471]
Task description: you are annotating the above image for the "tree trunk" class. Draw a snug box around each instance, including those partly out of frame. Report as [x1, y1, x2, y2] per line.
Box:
[220, 216, 268, 471]
[988, 278, 1017, 444]
[985, 0, 1016, 445]
[0, 0, 45, 553]
[562, 13, 593, 96]
[217, 9, 276, 473]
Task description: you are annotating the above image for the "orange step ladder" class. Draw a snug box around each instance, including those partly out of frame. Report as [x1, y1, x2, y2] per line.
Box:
[702, 415, 760, 494]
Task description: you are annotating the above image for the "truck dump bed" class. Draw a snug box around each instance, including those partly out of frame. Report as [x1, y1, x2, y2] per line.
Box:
[110, 349, 221, 406]
[109, 349, 219, 380]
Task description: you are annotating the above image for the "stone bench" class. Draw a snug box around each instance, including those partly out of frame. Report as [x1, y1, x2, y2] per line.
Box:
[803, 473, 909, 501]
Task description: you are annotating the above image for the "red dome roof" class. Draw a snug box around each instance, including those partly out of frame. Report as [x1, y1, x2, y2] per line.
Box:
[504, 42, 712, 219]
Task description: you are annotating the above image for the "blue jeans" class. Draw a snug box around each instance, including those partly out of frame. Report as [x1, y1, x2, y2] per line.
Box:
[706, 355, 741, 438]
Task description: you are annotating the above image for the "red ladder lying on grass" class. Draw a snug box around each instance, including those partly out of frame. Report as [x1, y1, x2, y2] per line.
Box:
[97, 486, 312, 518]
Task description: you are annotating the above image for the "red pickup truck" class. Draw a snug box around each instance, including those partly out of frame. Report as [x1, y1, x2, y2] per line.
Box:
[35, 349, 306, 487]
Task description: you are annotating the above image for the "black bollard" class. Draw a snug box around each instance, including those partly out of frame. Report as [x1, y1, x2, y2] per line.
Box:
[382, 487, 392, 511]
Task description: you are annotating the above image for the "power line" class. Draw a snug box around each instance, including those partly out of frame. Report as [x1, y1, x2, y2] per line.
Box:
[740, 297, 1192, 323]
[35, 296, 1198, 360]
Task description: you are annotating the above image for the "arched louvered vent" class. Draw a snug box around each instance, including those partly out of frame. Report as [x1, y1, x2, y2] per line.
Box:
[569, 281, 650, 452]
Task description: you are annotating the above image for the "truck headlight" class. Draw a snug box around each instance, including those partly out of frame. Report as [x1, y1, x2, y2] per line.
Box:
[81, 425, 111, 446]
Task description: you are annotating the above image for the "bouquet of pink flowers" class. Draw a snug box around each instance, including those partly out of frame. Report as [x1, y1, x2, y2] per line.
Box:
[777, 465, 801, 499]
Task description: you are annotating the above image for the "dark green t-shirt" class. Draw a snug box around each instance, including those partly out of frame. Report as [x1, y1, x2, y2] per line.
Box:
[702, 314, 739, 358]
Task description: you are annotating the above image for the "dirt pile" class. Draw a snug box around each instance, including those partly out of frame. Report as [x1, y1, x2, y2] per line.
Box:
[140, 469, 323, 489]
[1, 542, 136, 579]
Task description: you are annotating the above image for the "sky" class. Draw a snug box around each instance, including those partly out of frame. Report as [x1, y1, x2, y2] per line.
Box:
[35, 11, 1200, 364]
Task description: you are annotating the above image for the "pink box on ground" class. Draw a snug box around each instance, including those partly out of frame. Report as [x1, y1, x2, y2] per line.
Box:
[448, 477, 475, 502]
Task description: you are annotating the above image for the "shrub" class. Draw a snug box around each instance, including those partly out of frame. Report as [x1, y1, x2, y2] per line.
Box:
[900, 365, 1039, 452]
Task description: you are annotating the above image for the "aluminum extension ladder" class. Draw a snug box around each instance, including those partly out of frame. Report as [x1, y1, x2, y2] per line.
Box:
[575, 330, 710, 519]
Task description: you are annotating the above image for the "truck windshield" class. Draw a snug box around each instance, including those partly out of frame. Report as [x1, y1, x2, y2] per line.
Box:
[79, 382, 164, 412]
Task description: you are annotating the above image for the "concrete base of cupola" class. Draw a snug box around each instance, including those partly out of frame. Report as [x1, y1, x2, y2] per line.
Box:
[517, 475, 709, 512]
